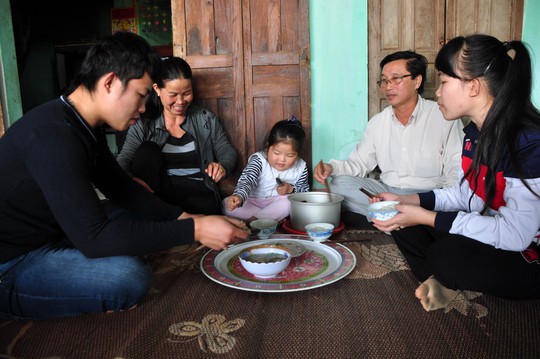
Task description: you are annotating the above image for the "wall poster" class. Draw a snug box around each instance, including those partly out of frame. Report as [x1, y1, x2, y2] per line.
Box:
[111, 7, 138, 34]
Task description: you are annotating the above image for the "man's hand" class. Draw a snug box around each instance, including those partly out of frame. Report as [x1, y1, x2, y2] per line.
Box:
[313, 162, 333, 184]
[193, 216, 250, 250]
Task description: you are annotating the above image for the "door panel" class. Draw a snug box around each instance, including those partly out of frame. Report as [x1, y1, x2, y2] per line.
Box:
[368, 0, 445, 118]
[368, 0, 523, 119]
[446, 0, 524, 41]
[171, 0, 311, 185]
[172, 0, 246, 185]
[243, 0, 311, 165]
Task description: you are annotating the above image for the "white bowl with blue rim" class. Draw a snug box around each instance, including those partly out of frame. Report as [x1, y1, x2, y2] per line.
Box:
[249, 219, 278, 238]
[367, 201, 399, 221]
[305, 222, 334, 243]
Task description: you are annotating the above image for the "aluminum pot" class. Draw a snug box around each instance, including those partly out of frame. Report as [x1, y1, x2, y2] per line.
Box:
[287, 192, 344, 231]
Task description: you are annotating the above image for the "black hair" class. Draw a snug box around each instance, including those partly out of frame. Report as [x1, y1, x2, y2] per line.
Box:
[436, 34, 540, 213]
[265, 117, 306, 155]
[141, 57, 193, 125]
[67, 31, 162, 94]
[380, 50, 428, 94]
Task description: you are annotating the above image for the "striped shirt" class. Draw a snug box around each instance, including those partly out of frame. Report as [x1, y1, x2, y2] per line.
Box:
[233, 151, 310, 202]
[162, 133, 202, 180]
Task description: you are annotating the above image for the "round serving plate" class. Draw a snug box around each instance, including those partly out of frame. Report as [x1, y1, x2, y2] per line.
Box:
[200, 236, 356, 293]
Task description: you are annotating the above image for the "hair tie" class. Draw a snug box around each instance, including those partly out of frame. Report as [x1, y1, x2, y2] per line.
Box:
[503, 41, 516, 60]
[284, 115, 303, 129]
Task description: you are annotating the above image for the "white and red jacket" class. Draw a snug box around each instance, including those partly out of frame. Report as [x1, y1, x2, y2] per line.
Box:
[419, 122, 540, 256]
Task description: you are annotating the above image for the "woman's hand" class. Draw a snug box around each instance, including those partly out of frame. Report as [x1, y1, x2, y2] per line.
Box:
[225, 195, 243, 211]
[193, 215, 250, 250]
[205, 162, 226, 182]
[313, 162, 333, 184]
[370, 204, 436, 232]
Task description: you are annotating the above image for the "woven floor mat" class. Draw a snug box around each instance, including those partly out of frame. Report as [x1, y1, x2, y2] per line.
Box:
[1, 231, 540, 358]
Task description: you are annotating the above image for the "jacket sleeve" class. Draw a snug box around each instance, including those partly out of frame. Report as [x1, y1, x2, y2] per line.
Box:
[429, 160, 540, 252]
[208, 112, 237, 176]
[25, 127, 193, 259]
[116, 121, 146, 176]
[442, 177, 540, 251]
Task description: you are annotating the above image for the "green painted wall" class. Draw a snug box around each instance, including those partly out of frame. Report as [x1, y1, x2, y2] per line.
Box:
[523, 0, 540, 108]
[310, 0, 368, 188]
[0, 0, 22, 127]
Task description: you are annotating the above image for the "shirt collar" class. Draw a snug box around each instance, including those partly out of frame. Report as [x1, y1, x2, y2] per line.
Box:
[391, 94, 423, 126]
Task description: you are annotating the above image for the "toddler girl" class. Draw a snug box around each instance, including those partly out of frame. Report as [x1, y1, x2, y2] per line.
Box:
[223, 117, 309, 221]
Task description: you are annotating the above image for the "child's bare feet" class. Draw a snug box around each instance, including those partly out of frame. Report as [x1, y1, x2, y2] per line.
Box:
[415, 276, 459, 311]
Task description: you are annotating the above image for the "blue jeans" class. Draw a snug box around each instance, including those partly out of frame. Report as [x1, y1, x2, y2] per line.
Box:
[0, 241, 152, 320]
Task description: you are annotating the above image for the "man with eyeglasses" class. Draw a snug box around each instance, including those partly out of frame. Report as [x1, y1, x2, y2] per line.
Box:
[314, 50, 464, 225]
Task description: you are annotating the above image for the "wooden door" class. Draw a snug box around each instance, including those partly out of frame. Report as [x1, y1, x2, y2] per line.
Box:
[368, 0, 445, 119]
[171, 0, 311, 189]
[445, 0, 524, 44]
[368, 0, 524, 119]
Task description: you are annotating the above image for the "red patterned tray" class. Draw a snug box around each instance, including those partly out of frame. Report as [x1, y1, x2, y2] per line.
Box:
[201, 237, 356, 292]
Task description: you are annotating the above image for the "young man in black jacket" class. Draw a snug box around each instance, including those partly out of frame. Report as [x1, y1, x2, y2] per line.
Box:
[0, 32, 248, 320]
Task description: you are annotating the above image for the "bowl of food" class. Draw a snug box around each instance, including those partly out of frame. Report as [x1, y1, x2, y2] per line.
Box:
[238, 245, 292, 278]
[305, 222, 335, 243]
[367, 201, 399, 221]
[249, 219, 278, 238]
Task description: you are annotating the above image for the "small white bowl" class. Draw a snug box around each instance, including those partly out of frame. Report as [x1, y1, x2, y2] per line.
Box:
[305, 222, 334, 242]
[238, 245, 292, 278]
[249, 219, 278, 238]
[367, 201, 399, 221]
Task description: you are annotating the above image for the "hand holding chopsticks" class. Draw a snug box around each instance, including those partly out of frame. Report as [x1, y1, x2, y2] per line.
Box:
[318, 160, 330, 190]
[359, 187, 382, 201]
[318, 160, 333, 202]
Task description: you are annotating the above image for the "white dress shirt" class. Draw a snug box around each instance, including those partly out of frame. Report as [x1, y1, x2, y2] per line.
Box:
[329, 96, 464, 190]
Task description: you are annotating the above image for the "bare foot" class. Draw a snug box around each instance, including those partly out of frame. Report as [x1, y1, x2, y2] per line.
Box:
[415, 276, 459, 312]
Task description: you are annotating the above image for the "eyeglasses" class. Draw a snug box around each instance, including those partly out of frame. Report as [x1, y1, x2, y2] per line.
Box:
[377, 74, 413, 88]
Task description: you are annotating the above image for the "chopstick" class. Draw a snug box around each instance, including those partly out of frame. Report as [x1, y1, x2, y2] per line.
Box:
[179, 244, 207, 257]
[329, 237, 372, 243]
[319, 159, 332, 202]
[359, 187, 379, 199]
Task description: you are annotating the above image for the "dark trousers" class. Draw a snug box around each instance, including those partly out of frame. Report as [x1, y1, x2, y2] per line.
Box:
[392, 225, 540, 299]
[131, 141, 221, 215]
